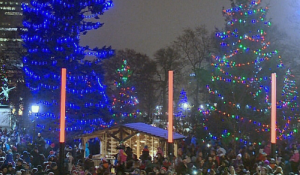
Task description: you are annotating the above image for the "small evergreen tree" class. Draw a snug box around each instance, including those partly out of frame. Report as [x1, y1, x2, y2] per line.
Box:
[112, 60, 140, 121]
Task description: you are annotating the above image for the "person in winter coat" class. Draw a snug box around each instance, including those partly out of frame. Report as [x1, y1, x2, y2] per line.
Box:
[290, 149, 299, 173]
[3, 149, 14, 167]
[85, 141, 90, 158]
[84, 154, 94, 171]
[31, 147, 42, 168]
[21, 151, 31, 165]
[66, 152, 74, 173]
[177, 155, 190, 175]
[256, 149, 267, 162]
[140, 145, 151, 164]
[15, 159, 24, 171]
[34, 133, 45, 154]
[263, 142, 271, 157]
[125, 146, 133, 162]
[232, 154, 243, 170]
[115, 148, 127, 174]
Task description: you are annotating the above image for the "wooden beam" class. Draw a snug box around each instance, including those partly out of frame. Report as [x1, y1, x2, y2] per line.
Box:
[112, 128, 121, 136]
[121, 127, 130, 136]
[106, 132, 121, 142]
[119, 127, 123, 141]
[122, 131, 138, 142]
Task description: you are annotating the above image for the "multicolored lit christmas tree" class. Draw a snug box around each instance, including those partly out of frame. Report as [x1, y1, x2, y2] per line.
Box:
[21, 0, 114, 142]
[277, 69, 299, 139]
[201, 0, 292, 143]
[112, 60, 140, 120]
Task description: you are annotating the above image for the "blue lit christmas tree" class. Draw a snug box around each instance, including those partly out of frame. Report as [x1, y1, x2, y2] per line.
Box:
[201, 0, 292, 143]
[112, 60, 140, 120]
[176, 89, 189, 118]
[21, 0, 114, 142]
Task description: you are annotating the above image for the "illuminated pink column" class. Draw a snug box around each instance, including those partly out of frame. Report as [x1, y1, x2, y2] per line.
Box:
[271, 73, 276, 158]
[59, 68, 66, 174]
[60, 68, 66, 143]
[168, 71, 173, 143]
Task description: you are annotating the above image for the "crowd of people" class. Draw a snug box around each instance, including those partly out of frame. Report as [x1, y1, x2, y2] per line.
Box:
[1, 128, 300, 175]
[110, 135, 300, 175]
[0, 128, 89, 175]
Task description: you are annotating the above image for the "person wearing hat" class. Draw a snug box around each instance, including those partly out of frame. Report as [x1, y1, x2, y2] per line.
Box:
[3, 149, 14, 167]
[31, 146, 42, 167]
[290, 149, 299, 173]
[66, 152, 74, 173]
[23, 162, 31, 174]
[45, 142, 55, 158]
[49, 162, 59, 175]
[140, 145, 151, 164]
[232, 154, 243, 170]
[34, 133, 45, 155]
[15, 159, 24, 171]
[156, 147, 165, 166]
[7, 163, 15, 175]
[176, 155, 190, 175]
[35, 165, 45, 175]
[160, 166, 167, 174]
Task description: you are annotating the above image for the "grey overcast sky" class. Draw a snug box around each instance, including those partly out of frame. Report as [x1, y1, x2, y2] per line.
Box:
[81, 0, 297, 58]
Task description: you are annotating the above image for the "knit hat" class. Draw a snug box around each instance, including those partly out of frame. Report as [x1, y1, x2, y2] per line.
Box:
[156, 147, 163, 156]
[143, 145, 149, 152]
[161, 167, 167, 172]
[22, 151, 29, 155]
[264, 159, 269, 165]
[32, 168, 38, 173]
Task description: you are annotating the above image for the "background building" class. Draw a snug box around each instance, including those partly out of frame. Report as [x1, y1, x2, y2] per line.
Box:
[0, 0, 28, 86]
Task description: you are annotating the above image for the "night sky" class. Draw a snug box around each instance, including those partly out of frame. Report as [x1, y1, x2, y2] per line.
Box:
[81, 0, 297, 58]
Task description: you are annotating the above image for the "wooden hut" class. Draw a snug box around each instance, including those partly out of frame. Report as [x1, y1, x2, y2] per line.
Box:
[78, 122, 185, 160]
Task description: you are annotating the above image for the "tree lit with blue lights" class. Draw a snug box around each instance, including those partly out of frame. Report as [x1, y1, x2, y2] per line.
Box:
[22, 0, 114, 142]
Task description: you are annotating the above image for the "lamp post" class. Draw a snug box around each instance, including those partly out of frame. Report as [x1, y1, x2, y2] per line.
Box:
[31, 105, 39, 141]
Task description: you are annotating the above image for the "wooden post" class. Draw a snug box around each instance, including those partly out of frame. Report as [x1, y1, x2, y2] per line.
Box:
[152, 136, 154, 157]
[164, 141, 167, 158]
[110, 136, 113, 155]
[104, 133, 107, 156]
[100, 135, 103, 156]
[174, 141, 178, 157]
[137, 134, 140, 158]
